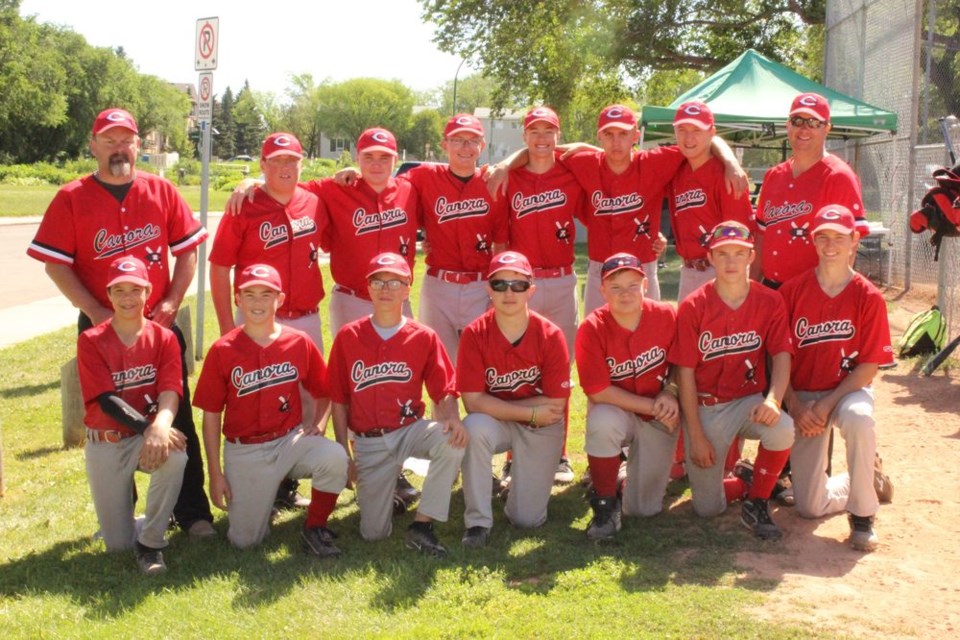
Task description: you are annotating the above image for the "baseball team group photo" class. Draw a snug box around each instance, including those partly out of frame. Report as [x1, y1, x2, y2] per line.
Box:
[3, 1, 960, 638]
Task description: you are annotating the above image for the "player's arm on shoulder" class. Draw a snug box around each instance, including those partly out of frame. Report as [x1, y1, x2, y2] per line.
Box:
[201, 410, 231, 510]
[709, 136, 749, 194]
[226, 177, 265, 215]
[333, 166, 361, 186]
[485, 147, 529, 199]
[557, 142, 601, 160]
[45, 262, 113, 325]
[151, 248, 197, 328]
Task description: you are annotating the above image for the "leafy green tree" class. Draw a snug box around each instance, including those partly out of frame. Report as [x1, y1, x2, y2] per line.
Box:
[232, 80, 266, 157]
[923, 1, 960, 127]
[213, 86, 237, 160]
[284, 74, 324, 157]
[316, 78, 415, 143]
[437, 73, 500, 116]
[419, 0, 824, 118]
[400, 109, 444, 160]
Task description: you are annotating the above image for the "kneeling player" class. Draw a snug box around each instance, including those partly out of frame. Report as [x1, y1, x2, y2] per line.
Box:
[576, 253, 679, 541]
[669, 221, 795, 540]
[77, 257, 188, 575]
[458, 252, 571, 547]
[326, 253, 467, 558]
[780, 205, 893, 551]
[194, 264, 348, 557]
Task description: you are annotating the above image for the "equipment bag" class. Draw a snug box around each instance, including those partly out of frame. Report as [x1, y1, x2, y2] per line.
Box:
[910, 165, 960, 261]
[897, 305, 947, 358]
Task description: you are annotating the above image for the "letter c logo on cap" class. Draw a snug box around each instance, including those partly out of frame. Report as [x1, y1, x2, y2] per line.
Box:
[822, 209, 842, 220]
[607, 107, 623, 119]
[107, 111, 127, 122]
[251, 266, 271, 278]
[372, 131, 389, 143]
[800, 95, 818, 107]
[118, 260, 138, 272]
[456, 116, 472, 125]
[274, 135, 291, 147]
[684, 104, 702, 116]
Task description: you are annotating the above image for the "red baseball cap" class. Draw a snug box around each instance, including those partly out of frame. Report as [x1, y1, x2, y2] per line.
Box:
[812, 204, 856, 235]
[673, 101, 714, 130]
[93, 108, 138, 135]
[487, 251, 533, 279]
[600, 253, 646, 280]
[356, 128, 398, 156]
[261, 132, 303, 160]
[445, 113, 485, 137]
[236, 264, 283, 292]
[597, 104, 638, 132]
[106, 256, 151, 289]
[790, 92, 831, 121]
[366, 252, 412, 280]
[524, 107, 560, 130]
[707, 220, 754, 250]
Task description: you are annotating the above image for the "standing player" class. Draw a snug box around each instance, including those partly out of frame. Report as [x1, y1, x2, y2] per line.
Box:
[77, 256, 187, 575]
[669, 221, 795, 540]
[779, 205, 893, 551]
[27, 107, 215, 537]
[193, 264, 348, 556]
[327, 253, 467, 558]
[458, 251, 571, 547]
[670, 101, 755, 301]
[336, 114, 509, 361]
[575, 253, 679, 541]
[754, 93, 869, 288]
[210, 132, 326, 348]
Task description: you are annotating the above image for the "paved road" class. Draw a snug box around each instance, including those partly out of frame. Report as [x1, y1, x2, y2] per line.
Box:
[0, 214, 225, 349]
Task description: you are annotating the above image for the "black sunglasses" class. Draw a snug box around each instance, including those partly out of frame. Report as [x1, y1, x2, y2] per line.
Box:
[489, 279, 532, 293]
[789, 116, 826, 129]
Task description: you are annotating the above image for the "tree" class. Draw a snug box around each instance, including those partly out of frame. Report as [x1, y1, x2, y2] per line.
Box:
[284, 74, 324, 156]
[316, 78, 415, 143]
[922, 1, 960, 129]
[400, 109, 444, 160]
[232, 81, 266, 157]
[213, 86, 236, 159]
[437, 73, 499, 116]
[419, 0, 824, 117]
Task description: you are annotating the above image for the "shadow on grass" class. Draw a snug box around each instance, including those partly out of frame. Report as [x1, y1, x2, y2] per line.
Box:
[14, 444, 62, 461]
[0, 474, 856, 618]
[0, 379, 60, 399]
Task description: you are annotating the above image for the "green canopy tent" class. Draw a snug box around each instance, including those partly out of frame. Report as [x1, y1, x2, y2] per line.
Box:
[640, 49, 898, 147]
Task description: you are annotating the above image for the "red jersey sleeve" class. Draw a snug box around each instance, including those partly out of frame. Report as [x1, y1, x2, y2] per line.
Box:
[302, 337, 329, 399]
[164, 185, 206, 256]
[764, 293, 794, 357]
[208, 205, 243, 267]
[422, 331, 458, 403]
[575, 315, 611, 396]
[157, 328, 184, 398]
[455, 324, 488, 394]
[669, 295, 704, 369]
[77, 330, 116, 404]
[28, 187, 77, 265]
[192, 342, 229, 413]
[325, 333, 350, 405]
[539, 320, 572, 398]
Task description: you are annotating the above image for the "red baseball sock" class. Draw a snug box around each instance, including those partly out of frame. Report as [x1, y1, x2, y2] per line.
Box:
[747, 446, 791, 500]
[305, 489, 338, 528]
[587, 454, 621, 497]
[724, 477, 748, 504]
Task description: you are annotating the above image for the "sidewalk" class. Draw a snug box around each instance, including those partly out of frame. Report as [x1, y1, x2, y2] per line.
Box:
[0, 213, 225, 349]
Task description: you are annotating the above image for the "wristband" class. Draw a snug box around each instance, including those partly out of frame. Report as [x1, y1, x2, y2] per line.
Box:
[664, 382, 680, 399]
[764, 396, 781, 410]
[529, 406, 538, 427]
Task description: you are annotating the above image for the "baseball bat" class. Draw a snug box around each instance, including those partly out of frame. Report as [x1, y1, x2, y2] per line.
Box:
[921, 332, 960, 376]
[939, 116, 958, 166]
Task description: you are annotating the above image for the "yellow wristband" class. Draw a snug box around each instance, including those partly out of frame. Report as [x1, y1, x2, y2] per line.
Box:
[764, 396, 781, 410]
[664, 382, 680, 398]
[529, 406, 538, 427]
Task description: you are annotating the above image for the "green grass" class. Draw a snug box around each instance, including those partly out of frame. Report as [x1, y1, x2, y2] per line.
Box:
[0, 183, 231, 217]
[0, 256, 828, 639]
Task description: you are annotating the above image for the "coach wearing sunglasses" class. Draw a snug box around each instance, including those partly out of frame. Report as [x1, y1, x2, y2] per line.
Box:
[754, 93, 868, 290]
[456, 251, 571, 547]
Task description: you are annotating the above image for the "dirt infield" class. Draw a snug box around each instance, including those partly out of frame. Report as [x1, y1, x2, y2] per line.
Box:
[737, 289, 960, 638]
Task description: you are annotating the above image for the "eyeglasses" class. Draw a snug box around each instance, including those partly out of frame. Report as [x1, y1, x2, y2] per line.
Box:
[710, 224, 752, 241]
[789, 116, 826, 129]
[446, 137, 483, 148]
[369, 279, 408, 290]
[489, 279, 532, 293]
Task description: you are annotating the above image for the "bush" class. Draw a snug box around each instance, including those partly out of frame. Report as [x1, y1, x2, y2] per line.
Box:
[302, 158, 338, 180]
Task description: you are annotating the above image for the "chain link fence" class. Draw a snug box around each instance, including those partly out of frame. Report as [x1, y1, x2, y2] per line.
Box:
[825, 0, 960, 337]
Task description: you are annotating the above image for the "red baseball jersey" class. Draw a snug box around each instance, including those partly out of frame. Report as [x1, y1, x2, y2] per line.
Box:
[326, 318, 456, 433]
[28, 173, 208, 316]
[779, 269, 894, 391]
[575, 300, 676, 418]
[506, 164, 585, 269]
[402, 164, 509, 272]
[669, 157, 754, 261]
[755, 154, 866, 283]
[457, 309, 571, 401]
[562, 147, 685, 263]
[669, 281, 794, 401]
[209, 186, 326, 312]
[304, 177, 420, 297]
[193, 326, 327, 440]
[77, 319, 183, 434]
